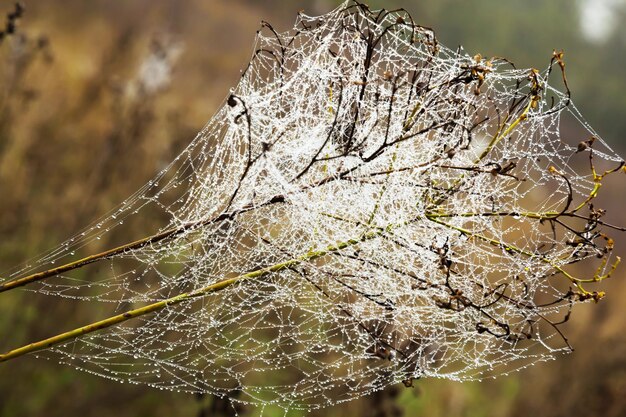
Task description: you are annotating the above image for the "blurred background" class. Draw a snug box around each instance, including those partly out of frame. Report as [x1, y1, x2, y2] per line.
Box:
[0, 0, 625, 416]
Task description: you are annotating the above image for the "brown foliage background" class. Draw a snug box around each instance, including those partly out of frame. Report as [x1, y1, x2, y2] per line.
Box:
[0, 1, 625, 416]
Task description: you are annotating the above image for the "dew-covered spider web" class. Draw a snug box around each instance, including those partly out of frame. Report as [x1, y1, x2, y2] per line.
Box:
[1, 1, 624, 411]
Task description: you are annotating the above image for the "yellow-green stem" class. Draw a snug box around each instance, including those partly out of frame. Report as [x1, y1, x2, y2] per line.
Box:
[0, 228, 383, 363]
[0, 227, 182, 293]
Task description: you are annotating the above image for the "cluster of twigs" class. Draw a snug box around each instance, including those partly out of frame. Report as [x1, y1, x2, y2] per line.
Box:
[0, 1, 624, 410]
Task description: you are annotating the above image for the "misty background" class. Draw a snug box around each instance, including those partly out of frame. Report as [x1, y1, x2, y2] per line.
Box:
[0, 1, 625, 416]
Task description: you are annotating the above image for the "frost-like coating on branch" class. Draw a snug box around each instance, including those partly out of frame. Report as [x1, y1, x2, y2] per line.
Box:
[2, 1, 624, 411]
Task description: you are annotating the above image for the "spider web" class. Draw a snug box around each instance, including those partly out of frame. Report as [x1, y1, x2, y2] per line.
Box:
[2, 1, 624, 411]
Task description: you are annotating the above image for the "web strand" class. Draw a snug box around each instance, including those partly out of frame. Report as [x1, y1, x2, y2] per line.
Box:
[0, 1, 624, 410]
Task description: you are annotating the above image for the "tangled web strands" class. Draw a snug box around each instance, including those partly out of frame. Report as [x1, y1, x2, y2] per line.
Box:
[4, 1, 624, 410]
